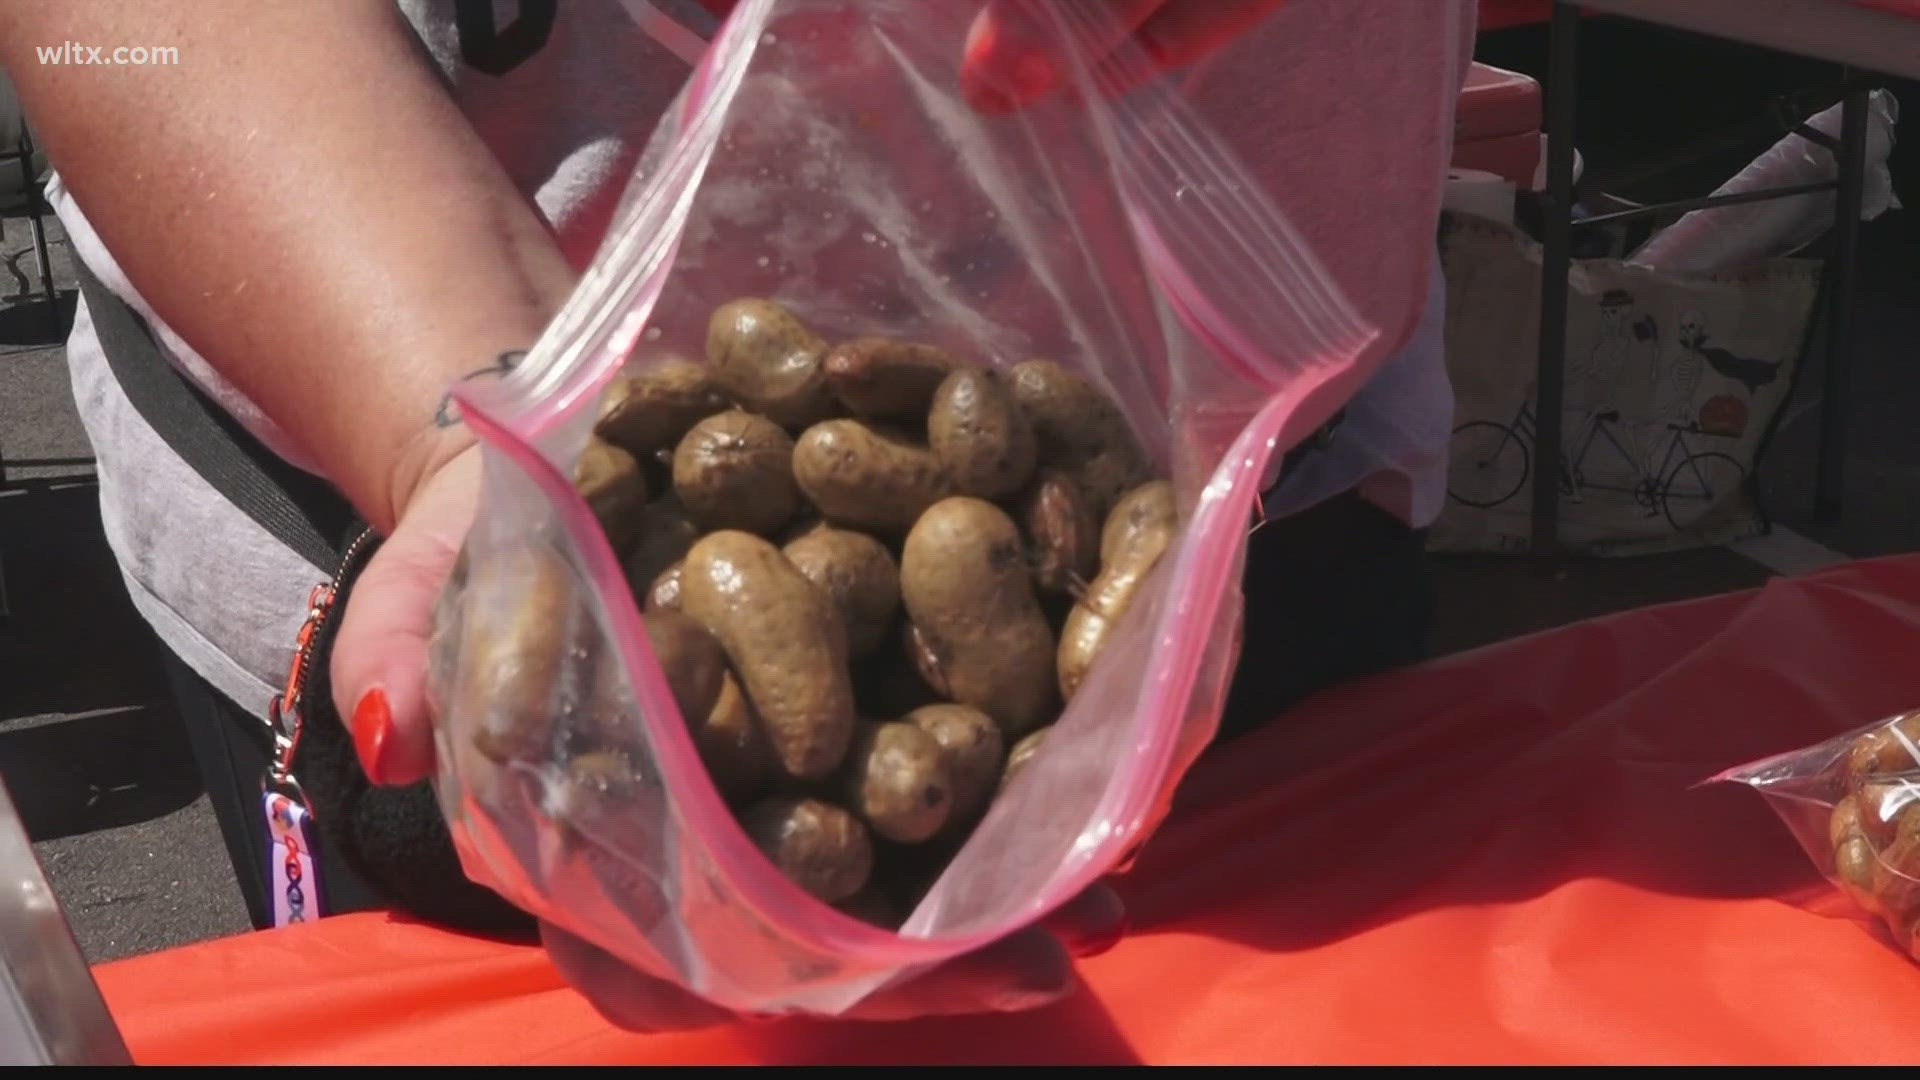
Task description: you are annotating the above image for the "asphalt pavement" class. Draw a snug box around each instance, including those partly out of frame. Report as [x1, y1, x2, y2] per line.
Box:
[5, 197, 1920, 964]
[0, 213, 253, 959]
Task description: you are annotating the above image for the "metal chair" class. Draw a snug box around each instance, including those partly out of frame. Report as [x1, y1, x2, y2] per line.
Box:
[0, 65, 56, 315]
[0, 64, 55, 622]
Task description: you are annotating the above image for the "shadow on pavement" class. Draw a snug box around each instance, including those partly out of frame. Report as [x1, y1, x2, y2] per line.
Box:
[0, 287, 73, 348]
[0, 705, 200, 842]
[0, 478, 205, 841]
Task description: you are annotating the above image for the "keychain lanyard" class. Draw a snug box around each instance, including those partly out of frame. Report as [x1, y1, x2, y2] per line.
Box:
[260, 583, 332, 928]
[259, 528, 376, 928]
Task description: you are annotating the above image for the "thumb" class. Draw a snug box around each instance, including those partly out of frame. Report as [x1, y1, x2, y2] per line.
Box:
[330, 448, 481, 787]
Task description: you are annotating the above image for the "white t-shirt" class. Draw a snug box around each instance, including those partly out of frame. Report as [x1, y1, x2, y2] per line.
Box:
[49, 0, 1471, 719]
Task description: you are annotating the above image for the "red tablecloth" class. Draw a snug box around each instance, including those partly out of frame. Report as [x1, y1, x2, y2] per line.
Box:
[1857, 0, 1920, 18]
[94, 555, 1920, 1064]
[1480, 1, 1554, 32]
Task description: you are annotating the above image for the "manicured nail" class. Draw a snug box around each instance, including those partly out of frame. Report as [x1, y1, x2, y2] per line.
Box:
[351, 687, 397, 785]
[962, 13, 1059, 115]
[1132, 24, 1177, 70]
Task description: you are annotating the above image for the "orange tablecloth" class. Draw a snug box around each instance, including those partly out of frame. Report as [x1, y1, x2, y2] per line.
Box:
[95, 555, 1920, 1064]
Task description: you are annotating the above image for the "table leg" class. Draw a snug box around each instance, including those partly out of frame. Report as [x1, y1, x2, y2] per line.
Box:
[1532, 2, 1582, 555]
[1814, 85, 1871, 526]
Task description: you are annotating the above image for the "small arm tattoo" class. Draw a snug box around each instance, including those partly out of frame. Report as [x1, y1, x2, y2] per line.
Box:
[434, 350, 528, 427]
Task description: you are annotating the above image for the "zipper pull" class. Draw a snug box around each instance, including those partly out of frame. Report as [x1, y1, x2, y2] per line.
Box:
[260, 525, 377, 928]
[267, 582, 336, 788]
[259, 580, 337, 928]
[267, 524, 378, 786]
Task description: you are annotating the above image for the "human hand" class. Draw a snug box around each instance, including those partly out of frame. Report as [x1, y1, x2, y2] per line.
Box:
[960, 0, 1292, 114]
[331, 434, 480, 787]
[542, 885, 1128, 1032]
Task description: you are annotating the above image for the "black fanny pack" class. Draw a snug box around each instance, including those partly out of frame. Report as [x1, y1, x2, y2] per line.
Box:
[73, 261, 530, 935]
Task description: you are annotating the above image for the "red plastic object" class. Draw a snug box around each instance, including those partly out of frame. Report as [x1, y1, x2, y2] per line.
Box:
[91, 555, 1920, 1064]
[1479, 0, 1556, 32]
[1458, 63, 1541, 141]
[1856, 1, 1920, 17]
[1454, 63, 1543, 186]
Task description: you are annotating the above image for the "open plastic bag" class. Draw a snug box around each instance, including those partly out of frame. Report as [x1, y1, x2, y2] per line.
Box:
[425, 0, 1380, 1017]
[1715, 709, 1920, 960]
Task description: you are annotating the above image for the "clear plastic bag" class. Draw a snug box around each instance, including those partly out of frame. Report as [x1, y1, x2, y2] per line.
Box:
[426, 0, 1380, 1016]
[1715, 709, 1920, 959]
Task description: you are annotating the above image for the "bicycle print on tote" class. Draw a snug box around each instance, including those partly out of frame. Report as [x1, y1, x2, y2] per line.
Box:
[1430, 213, 1820, 556]
[1447, 398, 1746, 533]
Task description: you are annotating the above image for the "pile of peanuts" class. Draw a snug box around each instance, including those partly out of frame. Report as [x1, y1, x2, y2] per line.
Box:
[469, 297, 1179, 925]
[1827, 713, 1920, 949]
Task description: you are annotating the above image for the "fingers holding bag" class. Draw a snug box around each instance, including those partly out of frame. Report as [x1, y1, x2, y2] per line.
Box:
[961, 0, 1293, 114]
[425, 0, 1335, 1021]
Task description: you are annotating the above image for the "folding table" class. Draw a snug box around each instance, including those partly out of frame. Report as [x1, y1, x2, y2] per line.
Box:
[1530, 0, 1920, 551]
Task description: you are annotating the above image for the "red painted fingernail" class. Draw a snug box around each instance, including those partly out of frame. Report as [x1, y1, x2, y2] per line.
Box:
[964, 75, 1020, 117]
[351, 687, 397, 785]
[962, 13, 1059, 115]
[969, 45, 1059, 115]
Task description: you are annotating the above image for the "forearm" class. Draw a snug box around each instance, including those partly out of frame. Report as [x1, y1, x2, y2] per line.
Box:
[0, 0, 578, 532]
